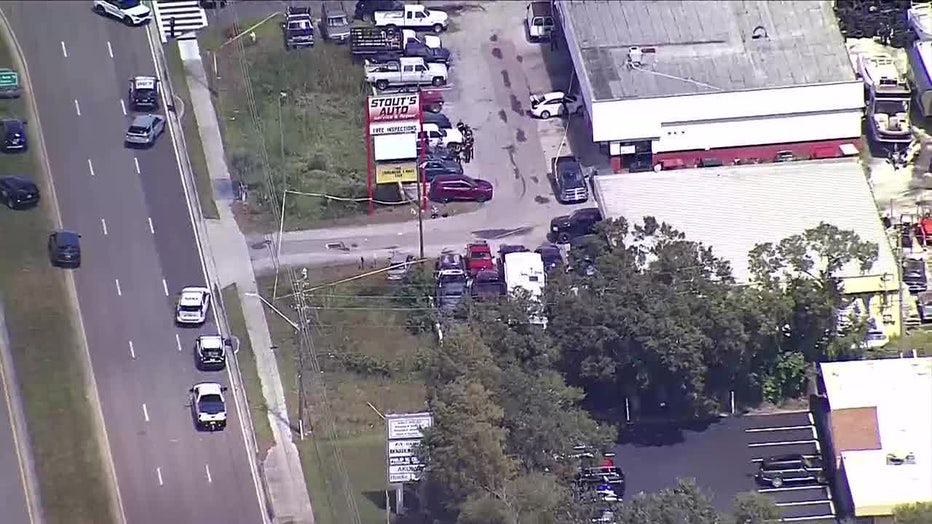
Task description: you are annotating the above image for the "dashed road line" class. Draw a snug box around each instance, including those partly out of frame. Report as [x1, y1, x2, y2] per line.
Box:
[751, 454, 820, 462]
[120, 98, 126, 115]
[60, 41, 67, 58]
[87, 158, 95, 177]
[74, 99, 81, 116]
[205, 464, 212, 483]
[142, 403, 150, 422]
[775, 500, 831, 507]
[156, 467, 163, 486]
[758, 485, 826, 493]
[175, 333, 182, 352]
[781, 515, 837, 522]
[148, 217, 155, 234]
[106, 40, 113, 59]
[162, 278, 169, 296]
[115, 279, 122, 297]
[100, 218, 108, 236]
[134, 157, 140, 174]
[129, 341, 136, 359]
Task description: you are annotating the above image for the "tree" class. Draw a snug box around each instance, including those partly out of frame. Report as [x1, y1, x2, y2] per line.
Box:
[395, 264, 436, 334]
[730, 491, 780, 524]
[611, 478, 720, 524]
[425, 325, 501, 393]
[893, 501, 932, 523]
[457, 472, 583, 524]
[420, 378, 515, 511]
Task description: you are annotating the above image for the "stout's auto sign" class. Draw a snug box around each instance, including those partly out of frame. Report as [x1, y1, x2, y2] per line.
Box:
[368, 93, 421, 122]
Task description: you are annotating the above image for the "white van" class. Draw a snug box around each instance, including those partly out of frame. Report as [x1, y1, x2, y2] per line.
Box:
[526, 2, 555, 42]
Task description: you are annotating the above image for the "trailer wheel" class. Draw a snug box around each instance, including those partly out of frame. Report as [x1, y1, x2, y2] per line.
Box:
[376, 80, 389, 91]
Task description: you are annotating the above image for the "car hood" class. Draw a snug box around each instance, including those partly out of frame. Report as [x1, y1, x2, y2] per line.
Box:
[473, 179, 493, 190]
[125, 4, 151, 16]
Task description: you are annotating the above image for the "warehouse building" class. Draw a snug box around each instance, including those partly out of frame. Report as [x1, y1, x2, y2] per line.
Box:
[557, 0, 864, 171]
[592, 159, 903, 337]
[818, 358, 932, 520]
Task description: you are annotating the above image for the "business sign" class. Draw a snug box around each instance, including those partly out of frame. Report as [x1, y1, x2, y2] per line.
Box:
[371, 121, 421, 136]
[386, 412, 432, 484]
[0, 69, 18, 88]
[376, 161, 418, 184]
[369, 93, 421, 123]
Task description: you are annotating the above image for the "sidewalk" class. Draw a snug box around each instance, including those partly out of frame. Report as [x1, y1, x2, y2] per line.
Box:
[177, 41, 315, 524]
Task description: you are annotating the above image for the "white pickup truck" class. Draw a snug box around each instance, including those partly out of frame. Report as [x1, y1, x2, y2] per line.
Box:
[374, 4, 449, 33]
[366, 57, 447, 90]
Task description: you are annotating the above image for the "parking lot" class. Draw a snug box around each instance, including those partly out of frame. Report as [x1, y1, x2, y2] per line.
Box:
[616, 412, 837, 522]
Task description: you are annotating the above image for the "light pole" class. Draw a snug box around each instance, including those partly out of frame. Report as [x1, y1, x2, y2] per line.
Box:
[273, 91, 288, 300]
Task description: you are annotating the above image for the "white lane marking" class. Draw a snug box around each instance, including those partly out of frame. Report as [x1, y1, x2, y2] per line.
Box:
[775, 500, 831, 508]
[175, 333, 182, 352]
[781, 516, 837, 523]
[156, 467, 163, 486]
[134, 157, 140, 174]
[745, 425, 813, 433]
[758, 485, 826, 493]
[120, 98, 127, 116]
[828, 497, 836, 515]
[74, 99, 81, 116]
[142, 403, 149, 422]
[748, 439, 817, 448]
[205, 464, 212, 483]
[87, 158, 95, 177]
[60, 41, 67, 57]
[100, 218, 108, 236]
[148, 217, 155, 234]
[808, 412, 815, 425]
[107, 41, 113, 59]
[115, 279, 122, 296]
[751, 454, 820, 463]
[162, 278, 169, 296]
[129, 341, 136, 359]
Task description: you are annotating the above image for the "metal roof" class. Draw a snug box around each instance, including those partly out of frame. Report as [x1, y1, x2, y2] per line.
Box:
[592, 160, 896, 283]
[559, 0, 855, 101]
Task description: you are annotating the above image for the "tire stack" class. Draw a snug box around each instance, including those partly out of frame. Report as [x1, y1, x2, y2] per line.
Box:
[834, 0, 917, 49]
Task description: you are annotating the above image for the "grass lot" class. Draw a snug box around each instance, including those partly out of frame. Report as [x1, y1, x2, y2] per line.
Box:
[221, 284, 274, 453]
[0, 45, 113, 522]
[165, 43, 219, 220]
[204, 19, 371, 232]
[257, 265, 431, 524]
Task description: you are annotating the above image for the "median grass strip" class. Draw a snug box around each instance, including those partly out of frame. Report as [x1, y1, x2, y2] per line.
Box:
[165, 43, 220, 220]
[221, 284, 274, 453]
[0, 42, 113, 523]
[257, 267, 430, 524]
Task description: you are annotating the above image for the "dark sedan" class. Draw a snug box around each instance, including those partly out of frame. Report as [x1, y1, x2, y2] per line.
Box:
[536, 243, 564, 271]
[0, 118, 27, 153]
[0, 175, 39, 209]
[48, 230, 81, 269]
[422, 111, 452, 129]
[420, 158, 462, 181]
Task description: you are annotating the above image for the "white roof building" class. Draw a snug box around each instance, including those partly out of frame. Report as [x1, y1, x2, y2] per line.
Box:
[820, 358, 932, 517]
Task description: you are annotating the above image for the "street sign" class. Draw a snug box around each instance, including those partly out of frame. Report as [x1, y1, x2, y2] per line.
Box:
[0, 69, 21, 99]
[386, 412, 432, 484]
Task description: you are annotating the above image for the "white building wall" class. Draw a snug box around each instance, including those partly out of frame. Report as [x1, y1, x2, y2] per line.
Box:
[589, 82, 865, 149]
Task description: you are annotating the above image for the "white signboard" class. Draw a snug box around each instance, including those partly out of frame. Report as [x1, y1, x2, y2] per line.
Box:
[371, 121, 420, 136]
[373, 134, 417, 162]
[387, 413, 433, 440]
[386, 412, 432, 484]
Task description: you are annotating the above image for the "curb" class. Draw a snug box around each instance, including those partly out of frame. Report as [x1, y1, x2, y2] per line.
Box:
[0, 9, 126, 524]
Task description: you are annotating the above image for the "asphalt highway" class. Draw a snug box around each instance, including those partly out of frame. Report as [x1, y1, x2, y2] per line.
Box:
[2, 2, 263, 523]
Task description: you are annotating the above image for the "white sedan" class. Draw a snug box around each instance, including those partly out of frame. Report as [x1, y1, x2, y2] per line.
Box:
[529, 91, 583, 119]
[176, 286, 211, 325]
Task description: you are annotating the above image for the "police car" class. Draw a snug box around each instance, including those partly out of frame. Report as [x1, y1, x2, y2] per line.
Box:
[194, 335, 228, 371]
[189, 382, 228, 431]
[175, 287, 211, 325]
[128, 76, 159, 111]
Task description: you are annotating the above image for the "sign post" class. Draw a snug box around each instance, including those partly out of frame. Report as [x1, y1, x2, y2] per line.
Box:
[385, 412, 432, 515]
[366, 93, 422, 216]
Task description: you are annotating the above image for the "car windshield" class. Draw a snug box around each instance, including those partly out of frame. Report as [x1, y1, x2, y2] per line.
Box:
[470, 251, 491, 260]
[119, 0, 142, 8]
[202, 348, 223, 359]
[327, 16, 347, 26]
[560, 170, 583, 184]
[135, 88, 155, 97]
[128, 125, 148, 135]
[180, 304, 202, 312]
[198, 395, 224, 414]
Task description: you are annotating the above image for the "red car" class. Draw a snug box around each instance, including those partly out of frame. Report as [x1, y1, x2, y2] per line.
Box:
[429, 174, 493, 203]
[466, 241, 494, 275]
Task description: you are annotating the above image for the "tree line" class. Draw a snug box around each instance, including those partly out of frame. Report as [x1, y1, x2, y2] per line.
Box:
[395, 217, 880, 522]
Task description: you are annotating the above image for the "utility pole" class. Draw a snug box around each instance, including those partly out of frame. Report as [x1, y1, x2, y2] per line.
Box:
[416, 89, 426, 259]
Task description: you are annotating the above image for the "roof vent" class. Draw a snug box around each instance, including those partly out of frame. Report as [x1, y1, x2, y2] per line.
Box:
[886, 451, 917, 465]
[627, 46, 643, 67]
